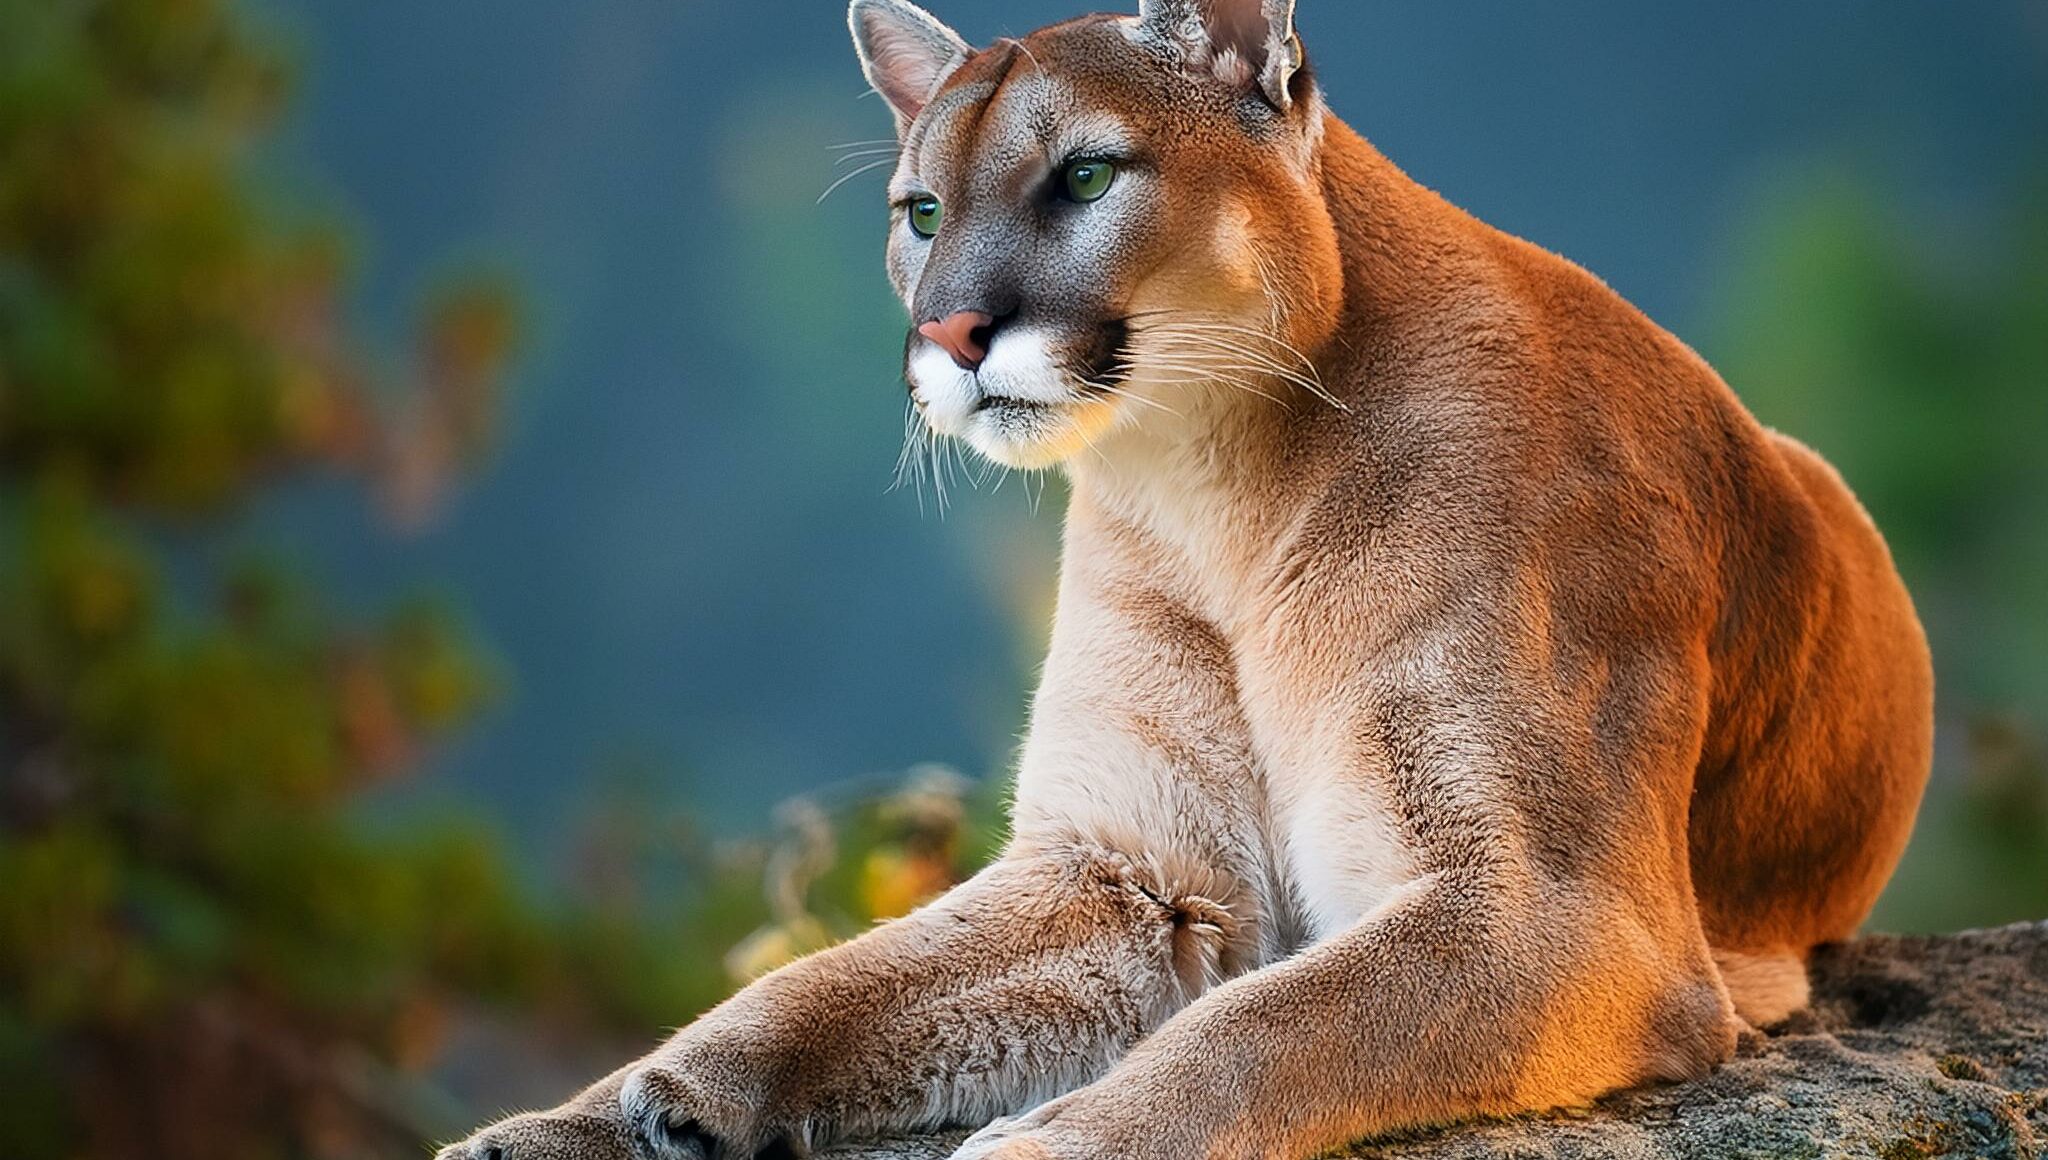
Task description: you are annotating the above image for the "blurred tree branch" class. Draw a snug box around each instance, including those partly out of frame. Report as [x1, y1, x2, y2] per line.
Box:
[0, 1, 527, 1155]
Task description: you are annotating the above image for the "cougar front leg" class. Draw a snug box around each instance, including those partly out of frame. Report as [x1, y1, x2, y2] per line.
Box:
[615, 843, 1230, 1160]
[438, 846, 1224, 1160]
[958, 871, 1738, 1160]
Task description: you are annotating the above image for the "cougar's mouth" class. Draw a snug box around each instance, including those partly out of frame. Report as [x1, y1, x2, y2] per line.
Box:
[970, 392, 1056, 415]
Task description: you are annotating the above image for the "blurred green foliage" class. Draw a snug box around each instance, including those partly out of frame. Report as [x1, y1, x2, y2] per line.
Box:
[0, 0, 536, 1154]
[1704, 175, 2048, 932]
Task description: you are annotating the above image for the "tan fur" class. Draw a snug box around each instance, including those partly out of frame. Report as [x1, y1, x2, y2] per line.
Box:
[438, 4, 1932, 1158]
[1712, 949, 1811, 1028]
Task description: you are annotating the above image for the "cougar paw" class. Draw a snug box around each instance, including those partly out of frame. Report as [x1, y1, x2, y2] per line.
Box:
[433, 1107, 632, 1160]
[620, 1062, 797, 1160]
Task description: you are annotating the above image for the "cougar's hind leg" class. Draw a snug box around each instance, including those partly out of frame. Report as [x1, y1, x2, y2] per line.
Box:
[1712, 947, 1811, 1028]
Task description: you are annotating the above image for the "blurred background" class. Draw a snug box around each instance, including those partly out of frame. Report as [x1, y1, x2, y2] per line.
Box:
[1, 1, 2043, 1156]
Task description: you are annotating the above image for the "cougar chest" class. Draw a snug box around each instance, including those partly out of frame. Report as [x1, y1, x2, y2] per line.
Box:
[1235, 642, 1418, 942]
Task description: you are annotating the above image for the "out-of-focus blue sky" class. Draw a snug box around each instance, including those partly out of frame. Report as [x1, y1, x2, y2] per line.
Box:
[256, 1, 2046, 843]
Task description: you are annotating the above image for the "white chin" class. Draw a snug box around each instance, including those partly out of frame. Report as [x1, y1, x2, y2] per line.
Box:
[963, 404, 1094, 469]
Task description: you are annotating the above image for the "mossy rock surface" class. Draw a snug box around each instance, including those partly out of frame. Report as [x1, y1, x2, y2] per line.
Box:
[824, 923, 2048, 1160]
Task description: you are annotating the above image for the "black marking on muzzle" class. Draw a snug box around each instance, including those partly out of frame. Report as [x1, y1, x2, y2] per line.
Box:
[1073, 316, 1133, 396]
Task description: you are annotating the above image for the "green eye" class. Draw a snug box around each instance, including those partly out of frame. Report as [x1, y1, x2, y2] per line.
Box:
[1063, 160, 1117, 203]
[908, 197, 943, 238]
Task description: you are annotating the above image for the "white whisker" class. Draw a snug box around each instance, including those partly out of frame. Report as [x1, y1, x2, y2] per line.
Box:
[1001, 37, 1047, 77]
[1135, 321, 1346, 410]
[891, 401, 935, 515]
[1128, 357, 1293, 409]
[1151, 317, 1329, 383]
[818, 156, 897, 204]
[928, 422, 950, 516]
[1077, 379, 1182, 419]
[834, 148, 901, 168]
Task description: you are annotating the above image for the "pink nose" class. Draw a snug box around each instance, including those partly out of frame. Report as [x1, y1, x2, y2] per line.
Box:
[918, 311, 996, 372]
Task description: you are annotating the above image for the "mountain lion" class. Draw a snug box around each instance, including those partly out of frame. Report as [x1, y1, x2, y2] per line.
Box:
[437, 1, 1933, 1157]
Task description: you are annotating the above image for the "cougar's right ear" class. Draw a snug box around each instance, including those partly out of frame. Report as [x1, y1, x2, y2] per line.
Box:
[1139, 0, 1303, 111]
[850, 0, 972, 135]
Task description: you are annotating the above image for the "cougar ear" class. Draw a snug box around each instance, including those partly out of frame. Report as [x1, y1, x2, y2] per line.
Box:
[1138, 0, 1303, 110]
[850, 0, 972, 134]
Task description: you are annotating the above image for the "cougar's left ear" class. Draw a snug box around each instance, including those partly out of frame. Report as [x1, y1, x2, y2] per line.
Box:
[1139, 0, 1303, 110]
[850, 0, 972, 134]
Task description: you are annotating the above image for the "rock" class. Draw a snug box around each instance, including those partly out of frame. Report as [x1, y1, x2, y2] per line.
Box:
[821, 923, 2048, 1160]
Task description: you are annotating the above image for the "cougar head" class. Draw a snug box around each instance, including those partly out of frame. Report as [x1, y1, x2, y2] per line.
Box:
[849, 0, 1346, 470]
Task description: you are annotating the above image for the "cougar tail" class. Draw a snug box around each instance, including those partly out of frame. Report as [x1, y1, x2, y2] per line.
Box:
[1713, 948, 1812, 1028]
